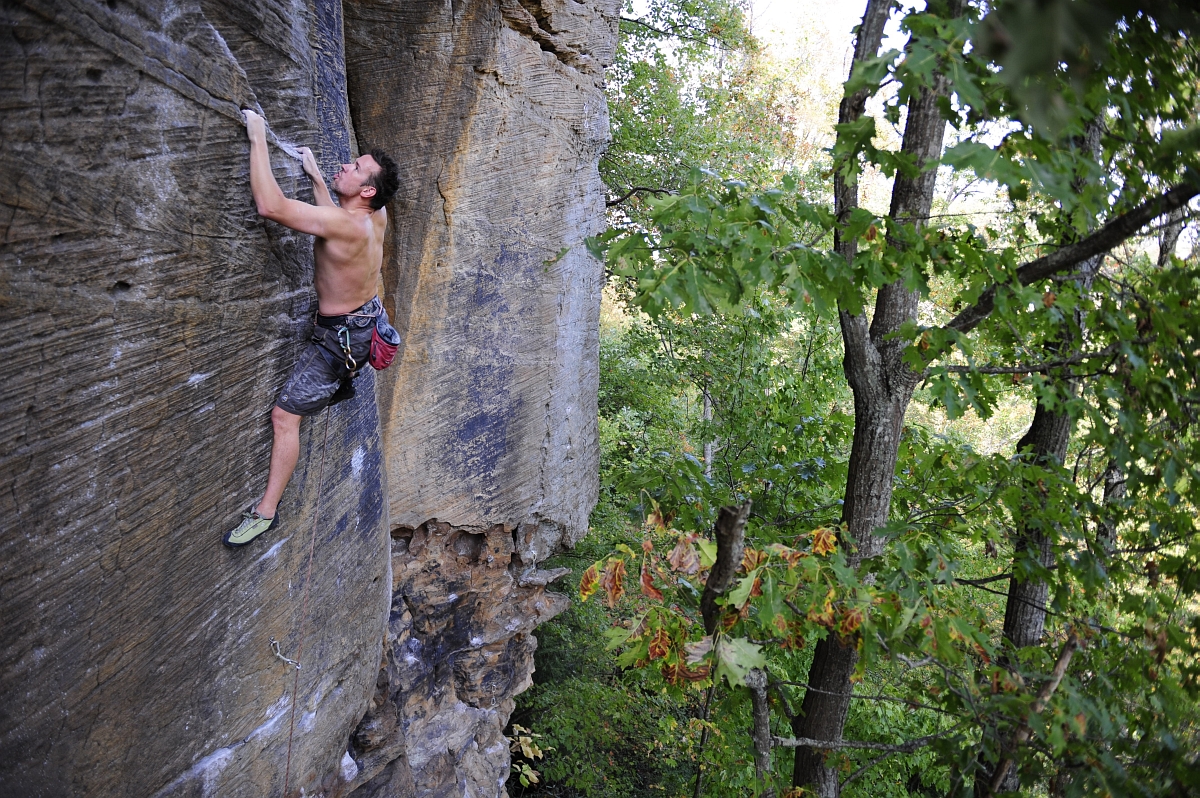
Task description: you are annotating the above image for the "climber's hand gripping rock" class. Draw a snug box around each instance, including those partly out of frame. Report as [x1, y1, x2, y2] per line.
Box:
[299, 146, 321, 182]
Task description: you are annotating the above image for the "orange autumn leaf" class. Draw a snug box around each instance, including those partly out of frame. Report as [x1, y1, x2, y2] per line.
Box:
[600, 558, 626, 608]
[661, 661, 710, 686]
[769, 543, 807, 566]
[641, 538, 654, 554]
[808, 589, 836, 628]
[811, 527, 838, 556]
[837, 607, 863, 637]
[648, 627, 672, 660]
[640, 561, 664, 601]
[741, 548, 768, 572]
[660, 662, 683, 686]
[579, 563, 600, 602]
[646, 507, 667, 531]
[1043, 290, 1056, 308]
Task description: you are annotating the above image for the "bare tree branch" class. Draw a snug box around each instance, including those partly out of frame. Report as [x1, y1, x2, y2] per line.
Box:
[940, 338, 1150, 375]
[839, 727, 963, 788]
[619, 16, 733, 48]
[772, 679, 956, 715]
[984, 635, 1081, 797]
[772, 730, 950, 752]
[606, 185, 672, 207]
[955, 574, 1012, 587]
[946, 182, 1200, 336]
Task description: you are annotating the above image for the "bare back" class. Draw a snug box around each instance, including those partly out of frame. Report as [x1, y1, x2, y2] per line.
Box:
[313, 206, 387, 315]
[244, 114, 391, 314]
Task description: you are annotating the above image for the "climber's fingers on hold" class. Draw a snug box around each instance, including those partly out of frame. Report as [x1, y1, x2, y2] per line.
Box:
[242, 108, 265, 137]
[298, 147, 320, 177]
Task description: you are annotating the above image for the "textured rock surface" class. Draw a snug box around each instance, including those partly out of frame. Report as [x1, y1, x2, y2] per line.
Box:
[0, 1, 389, 795]
[346, 522, 570, 797]
[345, 0, 614, 560]
[341, 0, 616, 792]
[0, 0, 615, 794]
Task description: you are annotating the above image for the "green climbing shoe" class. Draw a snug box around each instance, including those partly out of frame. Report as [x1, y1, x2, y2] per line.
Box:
[223, 508, 279, 548]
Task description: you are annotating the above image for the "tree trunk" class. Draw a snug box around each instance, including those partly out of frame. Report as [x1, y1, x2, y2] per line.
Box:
[1000, 403, 1071, 651]
[747, 668, 777, 798]
[988, 123, 1107, 793]
[701, 502, 752, 635]
[790, 2, 962, 794]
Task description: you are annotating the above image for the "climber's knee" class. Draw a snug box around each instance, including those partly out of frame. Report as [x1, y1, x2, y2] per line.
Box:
[271, 404, 301, 437]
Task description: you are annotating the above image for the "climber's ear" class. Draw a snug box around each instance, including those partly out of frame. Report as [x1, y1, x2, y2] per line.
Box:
[360, 184, 377, 200]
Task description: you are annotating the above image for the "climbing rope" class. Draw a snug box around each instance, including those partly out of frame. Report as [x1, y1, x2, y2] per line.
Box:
[280, 407, 333, 797]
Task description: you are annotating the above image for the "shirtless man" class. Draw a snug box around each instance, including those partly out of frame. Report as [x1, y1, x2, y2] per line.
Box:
[224, 109, 400, 547]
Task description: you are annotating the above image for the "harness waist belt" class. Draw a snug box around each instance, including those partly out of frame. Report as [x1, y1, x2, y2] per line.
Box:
[315, 297, 381, 329]
[316, 313, 356, 329]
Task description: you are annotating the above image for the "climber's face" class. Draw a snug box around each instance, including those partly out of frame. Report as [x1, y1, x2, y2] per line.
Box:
[333, 154, 381, 201]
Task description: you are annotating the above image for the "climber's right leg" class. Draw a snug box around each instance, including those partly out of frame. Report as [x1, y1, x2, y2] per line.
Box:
[224, 322, 370, 547]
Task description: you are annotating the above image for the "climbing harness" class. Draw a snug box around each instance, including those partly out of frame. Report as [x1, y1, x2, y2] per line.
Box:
[278, 407, 333, 798]
[316, 305, 400, 372]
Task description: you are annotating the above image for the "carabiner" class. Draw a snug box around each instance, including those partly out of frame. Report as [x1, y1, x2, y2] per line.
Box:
[337, 326, 358, 372]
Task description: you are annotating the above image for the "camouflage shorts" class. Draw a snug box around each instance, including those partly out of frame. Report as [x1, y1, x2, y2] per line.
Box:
[275, 298, 380, 417]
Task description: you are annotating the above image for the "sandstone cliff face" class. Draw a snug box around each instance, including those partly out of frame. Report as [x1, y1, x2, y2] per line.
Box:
[0, 0, 614, 795]
[343, 1, 615, 792]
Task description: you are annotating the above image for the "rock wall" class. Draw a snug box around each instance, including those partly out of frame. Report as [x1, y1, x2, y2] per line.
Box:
[342, 0, 615, 793]
[0, 0, 614, 795]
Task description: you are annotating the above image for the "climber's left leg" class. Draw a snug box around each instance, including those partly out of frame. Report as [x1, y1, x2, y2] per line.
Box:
[258, 406, 301, 518]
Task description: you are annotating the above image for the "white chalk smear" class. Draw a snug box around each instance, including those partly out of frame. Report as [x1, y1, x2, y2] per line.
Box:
[254, 536, 290, 566]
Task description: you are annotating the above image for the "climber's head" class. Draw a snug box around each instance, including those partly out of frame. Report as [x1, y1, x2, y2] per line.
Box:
[362, 149, 400, 210]
[332, 150, 399, 211]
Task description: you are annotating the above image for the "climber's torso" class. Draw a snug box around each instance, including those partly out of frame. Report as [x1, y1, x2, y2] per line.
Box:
[313, 206, 387, 316]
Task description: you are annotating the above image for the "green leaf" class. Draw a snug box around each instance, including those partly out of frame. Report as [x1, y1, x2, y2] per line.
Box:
[724, 569, 759, 609]
[714, 636, 766, 687]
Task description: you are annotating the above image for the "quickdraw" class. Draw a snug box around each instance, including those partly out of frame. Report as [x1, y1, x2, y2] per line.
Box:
[336, 326, 358, 374]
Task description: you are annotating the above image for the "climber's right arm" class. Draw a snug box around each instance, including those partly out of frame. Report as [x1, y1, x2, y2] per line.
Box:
[245, 111, 347, 240]
[245, 110, 290, 218]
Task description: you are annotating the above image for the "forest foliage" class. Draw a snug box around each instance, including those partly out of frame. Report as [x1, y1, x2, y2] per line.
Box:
[514, 1, 1200, 796]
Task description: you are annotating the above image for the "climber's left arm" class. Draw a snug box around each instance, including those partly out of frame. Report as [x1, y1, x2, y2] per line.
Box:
[299, 147, 336, 208]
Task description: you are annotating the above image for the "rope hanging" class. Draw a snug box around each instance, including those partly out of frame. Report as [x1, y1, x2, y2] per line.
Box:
[280, 407, 334, 797]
